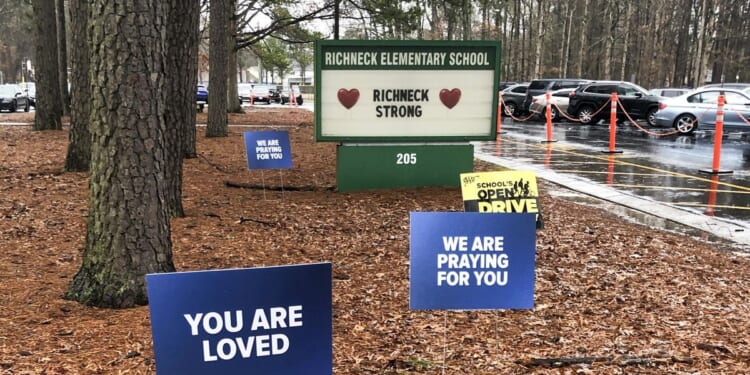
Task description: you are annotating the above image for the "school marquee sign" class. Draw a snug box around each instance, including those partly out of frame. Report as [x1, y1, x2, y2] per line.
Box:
[315, 40, 501, 142]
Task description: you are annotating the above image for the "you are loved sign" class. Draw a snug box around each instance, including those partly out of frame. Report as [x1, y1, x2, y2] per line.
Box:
[315, 40, 501, 142]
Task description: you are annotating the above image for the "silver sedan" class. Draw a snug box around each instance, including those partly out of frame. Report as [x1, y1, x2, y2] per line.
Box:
[653, 87, 750, 134]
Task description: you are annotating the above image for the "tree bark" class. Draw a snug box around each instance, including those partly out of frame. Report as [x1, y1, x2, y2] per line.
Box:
[576, 0, 589, 78]
[562, 2, 574, 78]
[602, 2, 614, 80]
[692, 0, 708, 86]
[619, 2, 632, 81]
[532, 0, 544, 78]
[207, 0, 228, 137]
[64, 0, 90, 172]
[163, 0, 200, 218]
[66, 0, 174, 308]
[31, 0, 62, 131]
[226, 1, 242, 113]
[56, 0, 70, 116]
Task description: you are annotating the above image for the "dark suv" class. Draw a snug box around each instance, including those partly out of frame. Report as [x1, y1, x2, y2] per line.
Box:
[522, 78, 591, 114]
[567, 81, 661, 125]
[499, 83, 528, 116]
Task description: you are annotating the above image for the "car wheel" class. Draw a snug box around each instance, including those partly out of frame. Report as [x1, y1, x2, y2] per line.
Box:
[297, 97, 303, 105]
[504, 102, 516, 116]
[10, 101, 17, 113]
[674, 114, 697, 134]
[576, 104, 596, 125]
[24, 101, 30, 112]
[549, 107, 559, 121]
[646, 107, 657, 126]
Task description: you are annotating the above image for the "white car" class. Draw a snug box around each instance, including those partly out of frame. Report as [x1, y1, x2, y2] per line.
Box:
[653, 87, 750, 134]
[528, 88, 575, 121]
[648, 88, 691, 98]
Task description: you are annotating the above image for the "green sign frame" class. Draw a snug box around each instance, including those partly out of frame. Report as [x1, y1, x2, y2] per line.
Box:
[315, 40, 501, 143]
[336, 144, 474, 192]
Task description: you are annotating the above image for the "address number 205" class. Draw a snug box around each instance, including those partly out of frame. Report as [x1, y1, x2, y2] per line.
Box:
[396, 153, 417, 165]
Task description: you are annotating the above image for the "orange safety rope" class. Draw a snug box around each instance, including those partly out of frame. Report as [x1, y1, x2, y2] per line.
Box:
[615, 99, 681, 136]
[499, 95, 538, 122]
[731, 108, 750, 127]
[584, 98, 613, 120]
[552, 103, 582, 122]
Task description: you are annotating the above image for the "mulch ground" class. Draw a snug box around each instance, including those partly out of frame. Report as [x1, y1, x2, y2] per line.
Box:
[1, 108, 749, 374]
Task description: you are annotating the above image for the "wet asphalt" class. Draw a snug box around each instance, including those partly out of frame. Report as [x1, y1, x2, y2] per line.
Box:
[474, 118, 750, 250]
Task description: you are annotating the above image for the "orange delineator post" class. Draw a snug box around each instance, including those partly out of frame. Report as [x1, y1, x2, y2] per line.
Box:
[545, 91, 552, 141]
[608, 92, 617, 152]
[707, 174, 719, 216]
[711, 95, 725, 172]
[607, 154, 616, 185]
[290, 88, 297, 106]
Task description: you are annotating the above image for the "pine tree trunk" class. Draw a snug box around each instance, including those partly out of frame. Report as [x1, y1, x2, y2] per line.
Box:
[620, 2, 632, 81]
[226, 1, 242, 113]
[576, 0, 589, 78]
[56, 0, 70, 116]
[602, 2, 613, 80]
[207, 0, 228, 137]
[31, 0, 62, 131]
[562, 2, 574, 78]
[532, 0, 545, 78]
[64, 0, 90, 172]
[66, 0, 174, 308]
[692, 0, 708, 85]
[163, 0, 200, 218]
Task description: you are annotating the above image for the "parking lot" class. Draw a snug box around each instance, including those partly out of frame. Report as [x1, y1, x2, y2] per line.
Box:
[476, 119, 750, 248]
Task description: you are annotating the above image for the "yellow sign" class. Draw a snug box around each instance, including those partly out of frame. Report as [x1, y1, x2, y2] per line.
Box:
[460, 171, 543, 228]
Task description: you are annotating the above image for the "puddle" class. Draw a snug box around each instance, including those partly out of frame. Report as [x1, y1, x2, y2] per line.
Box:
[548, 187, 750, 254]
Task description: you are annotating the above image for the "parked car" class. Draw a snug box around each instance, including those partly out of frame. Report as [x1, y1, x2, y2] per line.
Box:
[499, 83, 528, 116]
[653, 87, 750, 134]
[648, 87, 691, 98]
[0, 84, 30, 112]
[279, 86, 303, 105]
[237, 83, 253, 104]
[697, 83, 750, 91]
[196, 85, 208, 112]
[19, 82, 36, 107]
[522, 78, 591, 114]
[238, 83, 273, 104]
[567, 81, 661, 126]
[498, 81, 518, 91]
[529, 88, 575, 121]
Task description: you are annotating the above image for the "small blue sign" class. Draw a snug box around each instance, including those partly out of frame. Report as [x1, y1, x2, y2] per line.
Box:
[410, 212, 536, 310]
[146, 263, 332, 375]
[243, 130, 293, 169]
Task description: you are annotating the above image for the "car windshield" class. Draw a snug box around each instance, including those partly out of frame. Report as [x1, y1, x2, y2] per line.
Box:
[237, 83, 253, 92]
[623, 82, 649, 95]
[528, 81, 551, 90]
[503, 84, 527, 94]
[0, 85, 20, 96]
[249, 85, 271, 94]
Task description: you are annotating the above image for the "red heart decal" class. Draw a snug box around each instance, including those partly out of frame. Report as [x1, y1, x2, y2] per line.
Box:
[337, 88, 360, 109]
[439, 88, 461, 109]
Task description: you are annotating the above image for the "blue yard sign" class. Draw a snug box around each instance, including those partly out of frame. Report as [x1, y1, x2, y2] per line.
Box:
[146, 263, 332, 375]
[243, 130, 293, 169]
[410, 212, 536, 310]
